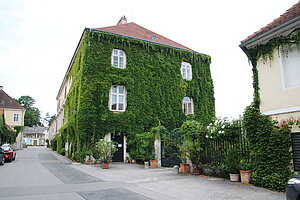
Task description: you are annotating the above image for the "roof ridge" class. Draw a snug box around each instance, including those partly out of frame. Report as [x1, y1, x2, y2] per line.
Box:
[242, 2, 300, 43]
[95, 22, 194, 51]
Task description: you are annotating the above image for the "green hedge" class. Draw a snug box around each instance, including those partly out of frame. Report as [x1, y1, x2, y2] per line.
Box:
[243, 104, 292, 192]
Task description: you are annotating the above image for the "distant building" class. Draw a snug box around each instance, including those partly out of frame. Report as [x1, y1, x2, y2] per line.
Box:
[0, 86, 25, 149]
[23, 127, 48, 146]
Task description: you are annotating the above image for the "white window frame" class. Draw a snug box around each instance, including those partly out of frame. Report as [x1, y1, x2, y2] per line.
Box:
[182, 97, 194, 115]
[13, 113, 19, 122]
[181, 62, 192, 80]
[279, 46, 300, 90]
[112, 49, 126, 69]
[109, 86, 126, 112]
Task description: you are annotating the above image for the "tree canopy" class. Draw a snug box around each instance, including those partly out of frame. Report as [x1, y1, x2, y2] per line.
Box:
[16, 96, 41, 126]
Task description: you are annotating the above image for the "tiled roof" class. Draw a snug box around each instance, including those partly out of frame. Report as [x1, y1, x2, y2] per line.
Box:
[242, 2, 300, 43]
[0, 89, 24, 109]
[95, 22, 193, 51]
[24, 127, 47, 135]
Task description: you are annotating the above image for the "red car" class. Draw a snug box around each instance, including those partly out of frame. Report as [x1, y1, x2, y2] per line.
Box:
[0, 146, 16, 162]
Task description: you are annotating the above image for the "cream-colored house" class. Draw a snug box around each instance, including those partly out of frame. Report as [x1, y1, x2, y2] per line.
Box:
[0, 86, 25, 149]
[241, 2, 300, 123]
[23, 127, 47, 146]
[240, 2, 300, 170]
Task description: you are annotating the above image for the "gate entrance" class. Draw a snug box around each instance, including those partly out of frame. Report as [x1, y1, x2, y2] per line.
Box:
[111, 132, 124, 162]
[161, 128, 182, 167]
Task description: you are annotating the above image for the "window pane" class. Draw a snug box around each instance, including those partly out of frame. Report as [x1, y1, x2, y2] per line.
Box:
[119, 95, 124, 103]
[112, 94, 117, 103]
[113, 56, 118, 67]
[118, 86, 124, 94]
[111, 86, 117, 93]
[119, 57, 124, 68]
[119, 50, 124, 56]
[113, 49, 118, 55]
[182, 68, 186, 78]
[118, 103, 124, 110]
[186, 67, 190, 78]
[111, 103, 117, 110]
[188, 103, 192, 114]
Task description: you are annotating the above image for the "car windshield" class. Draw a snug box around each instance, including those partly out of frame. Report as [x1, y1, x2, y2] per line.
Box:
[1, 146, 11, 151]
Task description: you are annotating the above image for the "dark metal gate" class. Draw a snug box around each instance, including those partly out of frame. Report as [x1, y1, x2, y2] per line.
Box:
[111, 132, 124, 162]
[161, 128, 182, 167]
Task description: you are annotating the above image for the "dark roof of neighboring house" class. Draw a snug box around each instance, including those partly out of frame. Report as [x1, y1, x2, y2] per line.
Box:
[24, 127, 47, 135]
[242, 2, 300, 43]
[95, 22, 194, 51]
[0, 88, 24, 110]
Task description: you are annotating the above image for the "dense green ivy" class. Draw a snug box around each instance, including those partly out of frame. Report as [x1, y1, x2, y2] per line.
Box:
[243, 103, 292, 192]
[61, 29, 215, 158]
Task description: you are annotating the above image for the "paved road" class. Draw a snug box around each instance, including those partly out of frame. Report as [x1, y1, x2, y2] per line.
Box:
[0, 147, 286, 200]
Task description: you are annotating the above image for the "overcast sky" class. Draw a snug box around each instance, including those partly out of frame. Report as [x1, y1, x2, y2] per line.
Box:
[0, 0, 298, 120]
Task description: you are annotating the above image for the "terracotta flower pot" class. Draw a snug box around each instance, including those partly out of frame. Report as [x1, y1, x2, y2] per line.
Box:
[180, 163, 190, 174]
[102, 163, 109, 169]
[229, 173, 240, 182]
[240, 170, 252, 184]
[150, 160, 158, 168]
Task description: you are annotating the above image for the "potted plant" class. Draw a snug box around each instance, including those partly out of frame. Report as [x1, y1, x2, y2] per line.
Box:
[224, 148, 240, 182]
[180, 139, 202, 175]
[95, 139, 117, 169]
[239, 159, 252, 184]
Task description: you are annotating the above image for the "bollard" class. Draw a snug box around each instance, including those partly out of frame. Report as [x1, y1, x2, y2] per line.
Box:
[144, 161, 149, 169]
[173, 165, 179, 174]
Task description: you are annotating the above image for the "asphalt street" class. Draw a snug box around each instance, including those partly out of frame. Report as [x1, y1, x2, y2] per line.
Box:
[0, 147, 286, 200]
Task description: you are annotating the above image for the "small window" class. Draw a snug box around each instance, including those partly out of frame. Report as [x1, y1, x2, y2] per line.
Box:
[182, 97, 194, 115]
[109, 86, 126, 112]
[181, 62, 192, 80]
[112, 49, 126, 69]
[13, 113, 19, 122]
[280, 46, 300, 89]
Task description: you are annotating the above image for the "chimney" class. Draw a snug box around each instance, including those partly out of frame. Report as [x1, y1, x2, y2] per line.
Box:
[117, 16, 127, 25]
[0, 86, 3, 90]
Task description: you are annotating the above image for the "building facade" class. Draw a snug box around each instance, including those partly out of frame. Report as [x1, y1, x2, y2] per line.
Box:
[0, 86, 25, 149]
[53, 17, 215, 161]
[23, 127, 47, 146]
[240, 2, 300, 170]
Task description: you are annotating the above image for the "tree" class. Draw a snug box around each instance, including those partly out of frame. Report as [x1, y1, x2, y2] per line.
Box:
[16, 96, 41, 126]
[41, 112, 56, 127]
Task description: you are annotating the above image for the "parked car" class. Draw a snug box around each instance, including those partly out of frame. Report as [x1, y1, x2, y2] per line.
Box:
[0, 146, 16, 162]
[286, 175, 300, 200]
[0, 147, 4, 165]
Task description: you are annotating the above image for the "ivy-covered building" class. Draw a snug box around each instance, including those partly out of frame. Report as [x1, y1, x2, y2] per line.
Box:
[240, 3, 300, 170]
[53, 17, 215, 162]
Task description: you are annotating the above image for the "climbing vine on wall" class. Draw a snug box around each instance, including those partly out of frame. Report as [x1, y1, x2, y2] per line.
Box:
[60, 28, 215, 157]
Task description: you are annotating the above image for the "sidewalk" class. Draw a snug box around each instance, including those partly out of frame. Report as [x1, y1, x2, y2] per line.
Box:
[49, 149, 285, 200]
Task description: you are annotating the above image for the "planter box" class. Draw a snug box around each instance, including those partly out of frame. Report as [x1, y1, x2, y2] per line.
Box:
[150, 160, 158, 168]
[180, 163, 190, 174]
[240, 170, 252, 184]
[229, 173, 240, 182]
[86, 160, 94, 165]
[102, 163, 109, 169]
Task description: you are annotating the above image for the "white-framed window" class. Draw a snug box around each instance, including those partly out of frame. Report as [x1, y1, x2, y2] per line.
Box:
[13, 113, 19, 122]
[109, 86, 126, 112]
[181, 62, 192, 80]
[280, 46, 300, 89]
[182, 97, 194, 115]
[112, 49, 126, 69]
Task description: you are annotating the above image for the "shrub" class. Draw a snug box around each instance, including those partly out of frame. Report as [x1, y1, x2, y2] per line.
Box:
[243, 103, 292, 192]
